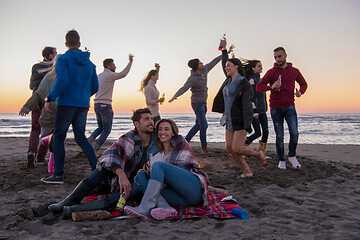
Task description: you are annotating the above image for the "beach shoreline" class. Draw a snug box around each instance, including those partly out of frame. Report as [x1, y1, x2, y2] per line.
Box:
[0, 137, 359, 239]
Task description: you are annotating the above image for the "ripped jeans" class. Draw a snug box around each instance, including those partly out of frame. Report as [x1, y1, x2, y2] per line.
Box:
[270, 106, 299, 161]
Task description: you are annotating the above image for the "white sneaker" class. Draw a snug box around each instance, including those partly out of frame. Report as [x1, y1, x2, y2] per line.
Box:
[288, 156, 301, 168]
[278, 161, 286, 169]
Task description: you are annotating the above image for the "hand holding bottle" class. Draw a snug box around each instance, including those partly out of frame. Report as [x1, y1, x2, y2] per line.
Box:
[159, 93, 165, 105]
[272, 75, 282, 91]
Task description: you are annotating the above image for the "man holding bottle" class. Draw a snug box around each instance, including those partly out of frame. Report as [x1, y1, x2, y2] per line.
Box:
[256, 47, 308, 169]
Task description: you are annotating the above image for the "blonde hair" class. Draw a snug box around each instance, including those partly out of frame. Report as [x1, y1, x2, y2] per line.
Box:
[39, 54, 61, 78]
[139, 69, 158, 93]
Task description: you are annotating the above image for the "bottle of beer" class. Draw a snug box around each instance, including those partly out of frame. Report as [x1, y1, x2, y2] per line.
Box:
[160, 93, 165, 105]
[218, 34, 226, 50]
[116, 193, 126, 211]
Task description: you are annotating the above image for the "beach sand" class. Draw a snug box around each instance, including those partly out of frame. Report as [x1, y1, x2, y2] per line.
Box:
[0, 137, 359, 239]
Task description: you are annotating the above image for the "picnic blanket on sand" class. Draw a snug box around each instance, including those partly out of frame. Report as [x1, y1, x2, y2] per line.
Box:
[85, 192, 243, 219]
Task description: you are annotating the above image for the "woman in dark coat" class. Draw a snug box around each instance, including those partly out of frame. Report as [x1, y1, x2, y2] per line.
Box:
[212, 38, 267, 178]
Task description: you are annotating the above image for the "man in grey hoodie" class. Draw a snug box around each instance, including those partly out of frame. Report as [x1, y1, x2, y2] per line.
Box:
[169, 55, 221, 155]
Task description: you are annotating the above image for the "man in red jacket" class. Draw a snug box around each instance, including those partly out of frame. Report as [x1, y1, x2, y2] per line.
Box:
[256, 47, 307, 170]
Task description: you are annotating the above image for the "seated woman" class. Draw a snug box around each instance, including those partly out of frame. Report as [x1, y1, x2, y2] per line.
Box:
[124, 119, 210, 220]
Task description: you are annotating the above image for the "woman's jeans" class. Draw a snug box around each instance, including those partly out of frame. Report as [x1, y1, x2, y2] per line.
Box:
[153, 115, 161, 126]
[86, 168, 140, 206]
[90, 103, 114, 150]
[53, 106, 97, 176]
[185, 102, 208, 147]
[135, 162, 203, 207]
[270, 106, 299, 161]
[247, 113, 269, 143]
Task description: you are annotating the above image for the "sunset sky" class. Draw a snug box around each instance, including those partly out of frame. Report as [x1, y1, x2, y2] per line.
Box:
[0, 0, 359, 114]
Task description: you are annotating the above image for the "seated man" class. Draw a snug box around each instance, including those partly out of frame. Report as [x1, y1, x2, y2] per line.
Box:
[48, 108, 159, 219]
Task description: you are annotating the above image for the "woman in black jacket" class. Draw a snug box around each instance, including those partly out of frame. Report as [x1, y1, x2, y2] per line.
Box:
[212, 38, 267, 178]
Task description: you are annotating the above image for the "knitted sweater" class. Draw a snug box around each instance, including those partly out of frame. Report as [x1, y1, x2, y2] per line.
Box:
[144, 80, 160, 117]
[174, 55, 221, 103]
[94, 62, 132, 105]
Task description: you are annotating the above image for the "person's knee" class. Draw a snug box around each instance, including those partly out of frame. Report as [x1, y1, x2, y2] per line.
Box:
[253, 130, 261, 138]
[225, 144, 233, 154]
[74, 133, 88, 145]
[152, 161, 167, 169]
[233, 146, 246, 154]
[289, 131, 299, 140]
[102, 127, 112, 136]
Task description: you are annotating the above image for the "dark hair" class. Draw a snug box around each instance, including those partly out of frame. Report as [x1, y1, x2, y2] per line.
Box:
[227, 58, 245, 77]
[274, 47, 286, 54]
[103, 58, 114, 68]
[243, 59, 261, 79]
[139, 69, 158, 92]
[155, 118, 179, 152]
[65, 29, 80, 47]
[131, 108, 152, 123]
[42, 47, 56, 59]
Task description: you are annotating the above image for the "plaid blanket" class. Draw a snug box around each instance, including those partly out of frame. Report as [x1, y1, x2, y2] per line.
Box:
[85, 192, 244, 219]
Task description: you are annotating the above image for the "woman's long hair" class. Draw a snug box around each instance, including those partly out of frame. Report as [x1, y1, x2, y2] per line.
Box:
[227, 58, 245, 77]
[39, 54, 61, 78]
[155, 118, 179, 153]
[139, 69, 158, 93]
[242, 59, 261, 79]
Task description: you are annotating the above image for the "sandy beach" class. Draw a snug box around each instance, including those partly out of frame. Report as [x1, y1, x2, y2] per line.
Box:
[0, 137, 359, 240]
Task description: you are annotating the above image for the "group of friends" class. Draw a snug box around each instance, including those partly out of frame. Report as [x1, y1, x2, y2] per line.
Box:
[19, 29, 308, 220]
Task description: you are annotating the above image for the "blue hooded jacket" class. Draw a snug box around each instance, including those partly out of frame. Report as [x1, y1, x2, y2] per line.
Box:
[47, 49, 99, 107]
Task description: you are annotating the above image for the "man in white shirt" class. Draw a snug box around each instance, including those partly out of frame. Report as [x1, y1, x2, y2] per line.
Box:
[89, 55, 134, 155]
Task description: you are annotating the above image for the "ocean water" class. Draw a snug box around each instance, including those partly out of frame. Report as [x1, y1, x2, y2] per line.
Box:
[0, 113, 359, 145]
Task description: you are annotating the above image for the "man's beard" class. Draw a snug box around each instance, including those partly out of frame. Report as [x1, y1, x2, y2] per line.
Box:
[145, 127, 154, 134]
[278, 60, 286, 67]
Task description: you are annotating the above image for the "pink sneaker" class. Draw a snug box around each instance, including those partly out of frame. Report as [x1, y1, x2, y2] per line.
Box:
[150, 208, 177, 220]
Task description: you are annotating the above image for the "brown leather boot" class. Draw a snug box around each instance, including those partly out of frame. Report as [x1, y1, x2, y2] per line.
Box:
[201, 146, 212, 155]
[258, 141, 267, 152]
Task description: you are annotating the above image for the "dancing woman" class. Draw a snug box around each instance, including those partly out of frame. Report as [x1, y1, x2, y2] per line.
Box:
[212, 38, 267, 178]
[139, 63, 164, 125]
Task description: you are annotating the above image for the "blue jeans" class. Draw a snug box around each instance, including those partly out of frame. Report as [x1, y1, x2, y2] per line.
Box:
[247, 113, 269, 143]
[153, 115, 161, 126]
[53, 106, 97, 176]
[135, 162, 203, 207]
[185, 102, 208, 146]
[86, 168, 140, 206]
[90, 103, 114, 150]
[270, 106, 299, 161]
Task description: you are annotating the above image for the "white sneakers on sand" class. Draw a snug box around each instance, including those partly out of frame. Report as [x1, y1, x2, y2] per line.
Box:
[288, 156, 301, 168]
[278, 156, 302, 169]
[278, 161, 286, 169]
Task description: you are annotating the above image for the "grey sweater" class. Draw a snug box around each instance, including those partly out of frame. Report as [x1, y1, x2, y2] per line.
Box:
[22, 72, 56, 129]
[175, 55, 221, 103]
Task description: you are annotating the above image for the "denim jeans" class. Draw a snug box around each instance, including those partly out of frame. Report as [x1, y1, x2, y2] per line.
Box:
[53, 106, 97, 176]
[152, 115, 161, 126]
[90, 103, 114, 150]
[247, 113, 269, 143]
[135, 162, 203, 207]
[270, 106, 299, 161]
[86, 168, 141, 206]
[28, 106, 48, 159]
[185, 102, 208, 146]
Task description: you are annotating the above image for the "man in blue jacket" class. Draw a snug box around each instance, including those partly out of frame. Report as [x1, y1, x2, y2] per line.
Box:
[41, 30, 99, 184]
